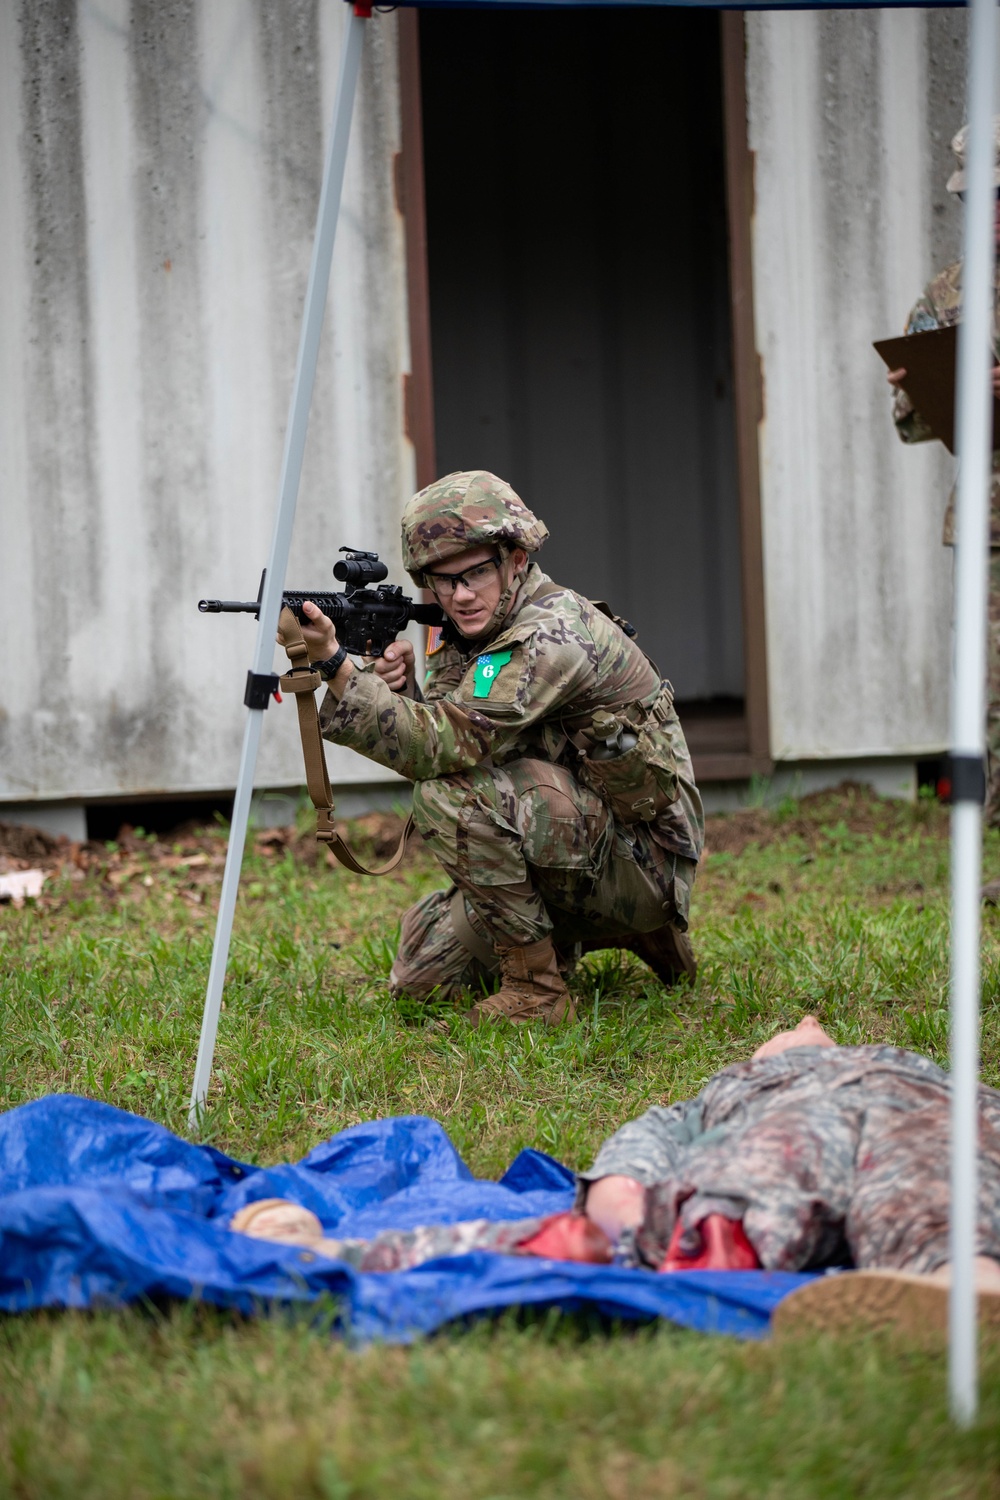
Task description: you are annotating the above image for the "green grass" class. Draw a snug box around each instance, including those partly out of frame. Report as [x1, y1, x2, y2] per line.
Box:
[3, 1310, 1000, 1498]
[2, 784, 1000, 1495]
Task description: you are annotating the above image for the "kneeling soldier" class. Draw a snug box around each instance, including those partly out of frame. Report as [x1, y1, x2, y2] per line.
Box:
[299, 471, 704, 1023]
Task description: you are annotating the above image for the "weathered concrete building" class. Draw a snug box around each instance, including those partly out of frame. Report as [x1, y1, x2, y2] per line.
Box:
[0, 2, 967, 834]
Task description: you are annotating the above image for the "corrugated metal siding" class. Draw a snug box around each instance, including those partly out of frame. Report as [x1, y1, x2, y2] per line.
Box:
[0, 1, 412, 803]
[747, 7, 965, 762]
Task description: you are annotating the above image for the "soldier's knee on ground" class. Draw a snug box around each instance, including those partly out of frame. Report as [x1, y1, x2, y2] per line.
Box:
[389, 887, 495, 1002]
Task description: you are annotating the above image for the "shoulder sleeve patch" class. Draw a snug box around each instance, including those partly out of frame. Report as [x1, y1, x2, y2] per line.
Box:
[472, 648, 514, 698]
[457, 643, 527, 717]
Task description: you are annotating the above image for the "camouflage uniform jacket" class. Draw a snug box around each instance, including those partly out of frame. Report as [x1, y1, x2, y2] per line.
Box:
[892, 259, 1000, 545]
[319, 562, 704, 863]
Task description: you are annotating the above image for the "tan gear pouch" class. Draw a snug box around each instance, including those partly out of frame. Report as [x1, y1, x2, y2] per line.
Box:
[575, 689, 680, 825]
[578, 732, 675, 825]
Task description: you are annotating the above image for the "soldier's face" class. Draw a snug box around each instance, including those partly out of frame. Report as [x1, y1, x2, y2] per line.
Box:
[428, 544, 528, 636]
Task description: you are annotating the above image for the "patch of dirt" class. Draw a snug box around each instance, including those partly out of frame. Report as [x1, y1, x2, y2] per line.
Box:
[0, 822, 63, 862]
[0, 782, 941, 901]
[704, 782, 945, 859]
[253, 812, 420, 870]
[343, 811, 414, 860]
[0, 815, 232, 914]
[704, 808, 775, 859]
[0, 805, 421, 893]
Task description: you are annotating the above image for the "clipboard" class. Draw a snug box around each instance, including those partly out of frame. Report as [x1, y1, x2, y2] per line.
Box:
[874, 324, 1000, 455]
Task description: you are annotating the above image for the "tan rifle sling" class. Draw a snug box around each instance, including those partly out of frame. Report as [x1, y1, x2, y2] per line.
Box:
[276, 606, 413, 877]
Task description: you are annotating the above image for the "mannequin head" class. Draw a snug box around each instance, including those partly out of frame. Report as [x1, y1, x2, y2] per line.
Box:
[752, 1014, 836, 1061]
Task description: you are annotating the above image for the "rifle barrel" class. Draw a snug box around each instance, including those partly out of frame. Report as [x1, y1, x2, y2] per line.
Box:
[198, 600, 260, 614]
[198, 594, 443, 625]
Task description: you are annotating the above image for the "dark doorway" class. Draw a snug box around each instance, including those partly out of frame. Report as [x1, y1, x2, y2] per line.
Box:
[417, 7, 748, 757]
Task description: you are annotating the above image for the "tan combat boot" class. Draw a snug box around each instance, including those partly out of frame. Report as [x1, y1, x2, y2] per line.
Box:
[468, 936, 577, 1025]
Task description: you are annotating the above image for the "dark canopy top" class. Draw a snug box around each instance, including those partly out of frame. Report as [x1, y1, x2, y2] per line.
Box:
[387, 1, 959, 10]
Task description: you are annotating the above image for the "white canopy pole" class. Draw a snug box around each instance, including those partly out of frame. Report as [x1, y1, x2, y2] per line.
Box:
[189, 5, 368, 1127]
[949, 0, 998, 1427]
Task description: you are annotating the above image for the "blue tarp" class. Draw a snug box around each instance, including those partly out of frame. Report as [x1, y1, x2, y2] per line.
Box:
[0, 1095, 813, 1342]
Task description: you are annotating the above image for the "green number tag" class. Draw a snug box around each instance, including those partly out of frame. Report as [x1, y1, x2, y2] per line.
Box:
[472, 648, 514, 699]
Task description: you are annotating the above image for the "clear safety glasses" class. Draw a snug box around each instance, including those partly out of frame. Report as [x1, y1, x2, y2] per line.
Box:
[424, 556, 503, 598]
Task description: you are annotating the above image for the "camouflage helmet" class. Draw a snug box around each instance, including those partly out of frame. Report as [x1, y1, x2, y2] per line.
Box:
[400, 470, 549, 582]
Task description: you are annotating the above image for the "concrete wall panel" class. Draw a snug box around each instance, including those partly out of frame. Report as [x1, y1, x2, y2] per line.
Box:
[0, 3, 33, 788]
[746, 8, 964, 761]
[0, 1, 412, 804]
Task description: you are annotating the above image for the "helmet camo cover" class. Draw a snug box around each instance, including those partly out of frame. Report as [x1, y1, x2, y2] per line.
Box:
[401, 470, 548, 581]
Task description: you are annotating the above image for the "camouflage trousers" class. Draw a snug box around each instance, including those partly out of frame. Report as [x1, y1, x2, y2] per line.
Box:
[987, 550, 1000, 825]
[586, 1047, 1000, 1275]
[319, 1216, 546, 1272]
[390, 758, 695, 1000]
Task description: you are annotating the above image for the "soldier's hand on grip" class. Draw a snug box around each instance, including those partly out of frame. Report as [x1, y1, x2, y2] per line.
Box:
[373, 640, 415, 693]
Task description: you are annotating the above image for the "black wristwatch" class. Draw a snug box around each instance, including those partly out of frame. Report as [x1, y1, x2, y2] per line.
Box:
[313, 645, 349, 681]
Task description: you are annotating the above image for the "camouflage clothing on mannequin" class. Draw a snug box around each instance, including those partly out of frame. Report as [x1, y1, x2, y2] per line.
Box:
[302, 470, 703, 1022]
[580, 1041, 1000, 1274]
[891, 119, 1000, 830]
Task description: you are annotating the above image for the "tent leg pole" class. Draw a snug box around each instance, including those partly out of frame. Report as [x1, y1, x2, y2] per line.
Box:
[948, 0, 998, 1429]
[187, 6, 368, 1129]
[950, 800, 984, 1424]
[188, 707, 264, 1125]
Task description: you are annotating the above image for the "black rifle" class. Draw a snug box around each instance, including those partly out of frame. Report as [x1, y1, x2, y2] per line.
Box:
[198, 548, 444, 657]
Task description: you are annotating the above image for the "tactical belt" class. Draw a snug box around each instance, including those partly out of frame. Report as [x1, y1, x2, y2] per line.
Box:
[276, 606, 413, 877]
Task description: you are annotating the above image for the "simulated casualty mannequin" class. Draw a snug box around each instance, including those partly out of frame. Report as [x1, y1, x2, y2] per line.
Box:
[298, 470, 703, 1023]
[232, 1019, 1000, 1307]
[582, 1017, 1000, 1289]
